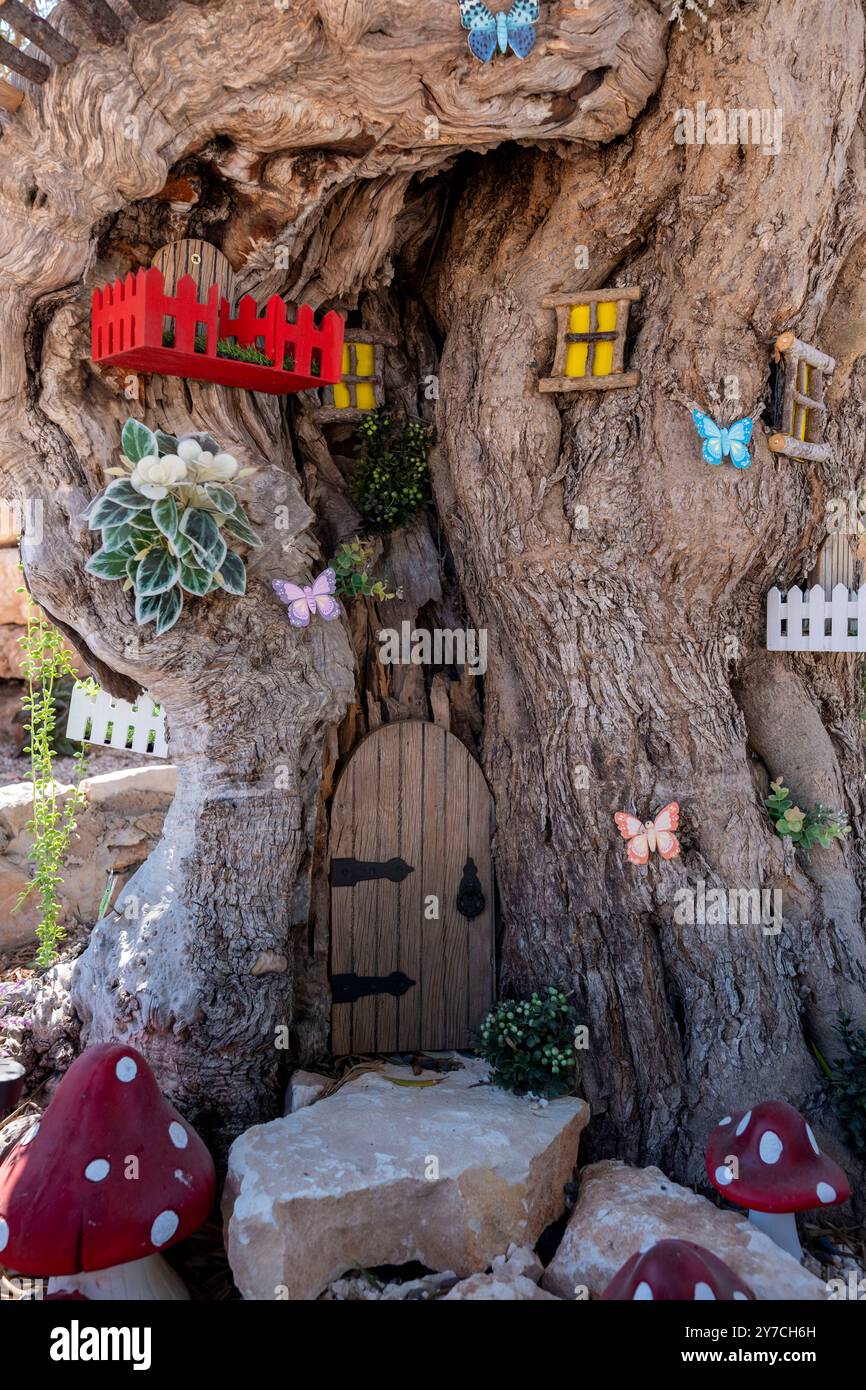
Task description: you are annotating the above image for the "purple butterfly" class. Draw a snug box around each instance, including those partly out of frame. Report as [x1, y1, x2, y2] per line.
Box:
[272, 568, 340, 628]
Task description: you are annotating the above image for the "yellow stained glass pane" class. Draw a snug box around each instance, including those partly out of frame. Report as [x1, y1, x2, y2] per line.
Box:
[592, 301, 617, 376]
[798, 363, 809, 440]
[565, 305, 590, 377]
[333, 343, 352, 409]
[354, 342, 377, 410]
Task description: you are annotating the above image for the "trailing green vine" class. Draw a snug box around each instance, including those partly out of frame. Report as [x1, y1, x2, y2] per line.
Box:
[15, 589, 88, 967]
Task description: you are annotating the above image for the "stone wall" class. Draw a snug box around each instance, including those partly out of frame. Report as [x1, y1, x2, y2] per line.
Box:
[0, 765, 175, 950]
[0, 525, 26, 679]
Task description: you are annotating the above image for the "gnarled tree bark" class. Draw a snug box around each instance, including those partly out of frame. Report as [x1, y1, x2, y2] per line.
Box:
[1, 0, 864, 1184]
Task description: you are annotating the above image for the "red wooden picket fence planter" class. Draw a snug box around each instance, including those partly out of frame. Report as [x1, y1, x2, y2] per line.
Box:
[91, 269, 345, 395]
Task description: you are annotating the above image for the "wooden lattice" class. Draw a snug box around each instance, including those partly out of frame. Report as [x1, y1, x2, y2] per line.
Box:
[539, 287, 641, 393]
[767, 584, 866, 653]
[768, 332, 836, 463]
[66, 685, 169, 757]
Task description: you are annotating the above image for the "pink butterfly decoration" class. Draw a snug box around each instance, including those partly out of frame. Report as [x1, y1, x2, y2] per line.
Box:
[272, 568, 340, 628]
[614, 802, 681, 866]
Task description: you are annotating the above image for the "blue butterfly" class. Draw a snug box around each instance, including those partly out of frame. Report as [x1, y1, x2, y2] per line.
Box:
[691, 409, 754, 469]
[459, 0, 538, 62]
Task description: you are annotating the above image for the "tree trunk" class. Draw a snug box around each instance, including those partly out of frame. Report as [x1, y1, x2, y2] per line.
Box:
[1, 0, 864, 1181]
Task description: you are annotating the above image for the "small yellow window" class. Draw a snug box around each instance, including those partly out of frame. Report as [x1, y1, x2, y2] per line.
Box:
[317, 331, 394, 423]
[540, 288, 641, 394]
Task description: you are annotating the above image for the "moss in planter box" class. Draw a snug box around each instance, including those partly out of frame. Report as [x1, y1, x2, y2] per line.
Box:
[161, 328, 321, 375]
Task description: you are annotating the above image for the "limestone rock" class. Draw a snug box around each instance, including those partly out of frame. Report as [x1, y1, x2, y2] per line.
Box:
[443, 1270, 560, 1300]
[0, 551, 26, 626]
[224, 1059, 589, 1301]
[444, 1243, 557, 1299]
[0, 625, 24, 680]
[0, 766, 176, 950]
[542, 1161, 829, 1301]
[283, 1068, 329, 1114]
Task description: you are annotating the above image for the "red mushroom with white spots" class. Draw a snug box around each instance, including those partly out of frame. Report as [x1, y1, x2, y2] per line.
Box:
[0, 1044, 215, 1300]
[601, 1238, 756, 1301]
[706, 1100, 850, 1262]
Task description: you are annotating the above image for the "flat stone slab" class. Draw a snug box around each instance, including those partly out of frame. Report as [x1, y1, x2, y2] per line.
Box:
[543, 1160, 829, 1301]
[224, 1059, 589, 1301]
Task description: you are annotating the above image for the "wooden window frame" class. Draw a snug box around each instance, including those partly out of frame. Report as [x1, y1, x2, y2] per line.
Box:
[768, 332, 836, 463]
[316, 330, 395, 423]
[539, 287, 641, 393]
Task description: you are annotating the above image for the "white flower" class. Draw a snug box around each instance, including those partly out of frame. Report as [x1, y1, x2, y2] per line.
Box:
[206, 452, 239, 480]
[131, 453, 188, 500]
[177, 439, 204, 464]
[177, 437, 240, 482]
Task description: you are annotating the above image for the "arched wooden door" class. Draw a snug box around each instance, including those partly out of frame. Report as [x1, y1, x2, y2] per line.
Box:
[329, 721, 495, 1054]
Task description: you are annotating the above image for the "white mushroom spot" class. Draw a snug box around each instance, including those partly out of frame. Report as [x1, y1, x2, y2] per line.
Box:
[84, 1159, 110, 1183]
[168, 1122, 188, 1149]
[633, 1281, 654, 1300]
[21, 1121, 39, 1145]
[735, 1111, 752, 1137]
[759, 1130, 783, 1165]
[174, 1170, 193, 1188]
[714, 1165, 734, 1186]
[719, 1116, 732, 1127]
[806, 1124, 820, 1156]
[694, 1282, 716, 1300]
[115, 1056, 138, 1083]
[733, 1291, 749, 1301]
[150, 1210, 179, 1247]
[816, 1182, 837, 1205]
[0, 1218, 8, 1252]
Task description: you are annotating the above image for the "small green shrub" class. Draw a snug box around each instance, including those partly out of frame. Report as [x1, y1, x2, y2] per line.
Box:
[765, 778, 850, 850]
[352, 409, 431, 533]
[329, 539, 396, 602]
[830, 1015, 866, 1159]
[477, 986, 577, 1098]
[16, 594, 88, 967]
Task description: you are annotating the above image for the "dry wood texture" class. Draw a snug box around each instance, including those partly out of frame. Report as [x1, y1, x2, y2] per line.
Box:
[330, 721, 494, 1053]
[0, 0, 864, 1187]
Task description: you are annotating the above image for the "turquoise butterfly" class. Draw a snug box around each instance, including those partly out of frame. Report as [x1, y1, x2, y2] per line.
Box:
[459, 0, 538, 62]
[692, 409, 754, 469]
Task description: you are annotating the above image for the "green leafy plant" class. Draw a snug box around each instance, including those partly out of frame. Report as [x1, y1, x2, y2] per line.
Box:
[827, 1015, 866, 1159]
[765, 778, 851, 850]
[352, 408, 431, 533]
[15, 593, 88, 967]
[82, 419, 262, 636]
[329, 539, 397, 602]
[476, 986, 578, 1098]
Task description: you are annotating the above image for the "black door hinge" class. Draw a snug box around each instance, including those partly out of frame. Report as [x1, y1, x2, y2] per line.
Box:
[331, 970, 416, 1004]
[331, 856, 414, 888]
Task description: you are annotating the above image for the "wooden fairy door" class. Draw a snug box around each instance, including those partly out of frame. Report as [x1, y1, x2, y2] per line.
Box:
[329, 721, 495, 1054]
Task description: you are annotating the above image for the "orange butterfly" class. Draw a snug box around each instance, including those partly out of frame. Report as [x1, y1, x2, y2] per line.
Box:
[614, 803, 681, 866]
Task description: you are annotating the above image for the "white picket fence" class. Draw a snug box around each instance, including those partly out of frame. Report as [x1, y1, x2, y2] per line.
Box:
[66, 685, 169, 757]
[767, 584, 866, 653]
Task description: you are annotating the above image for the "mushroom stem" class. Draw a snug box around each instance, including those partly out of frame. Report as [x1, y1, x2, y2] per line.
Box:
[47, 1254, 190, 1300]
[748, 1209, 803, 1262]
